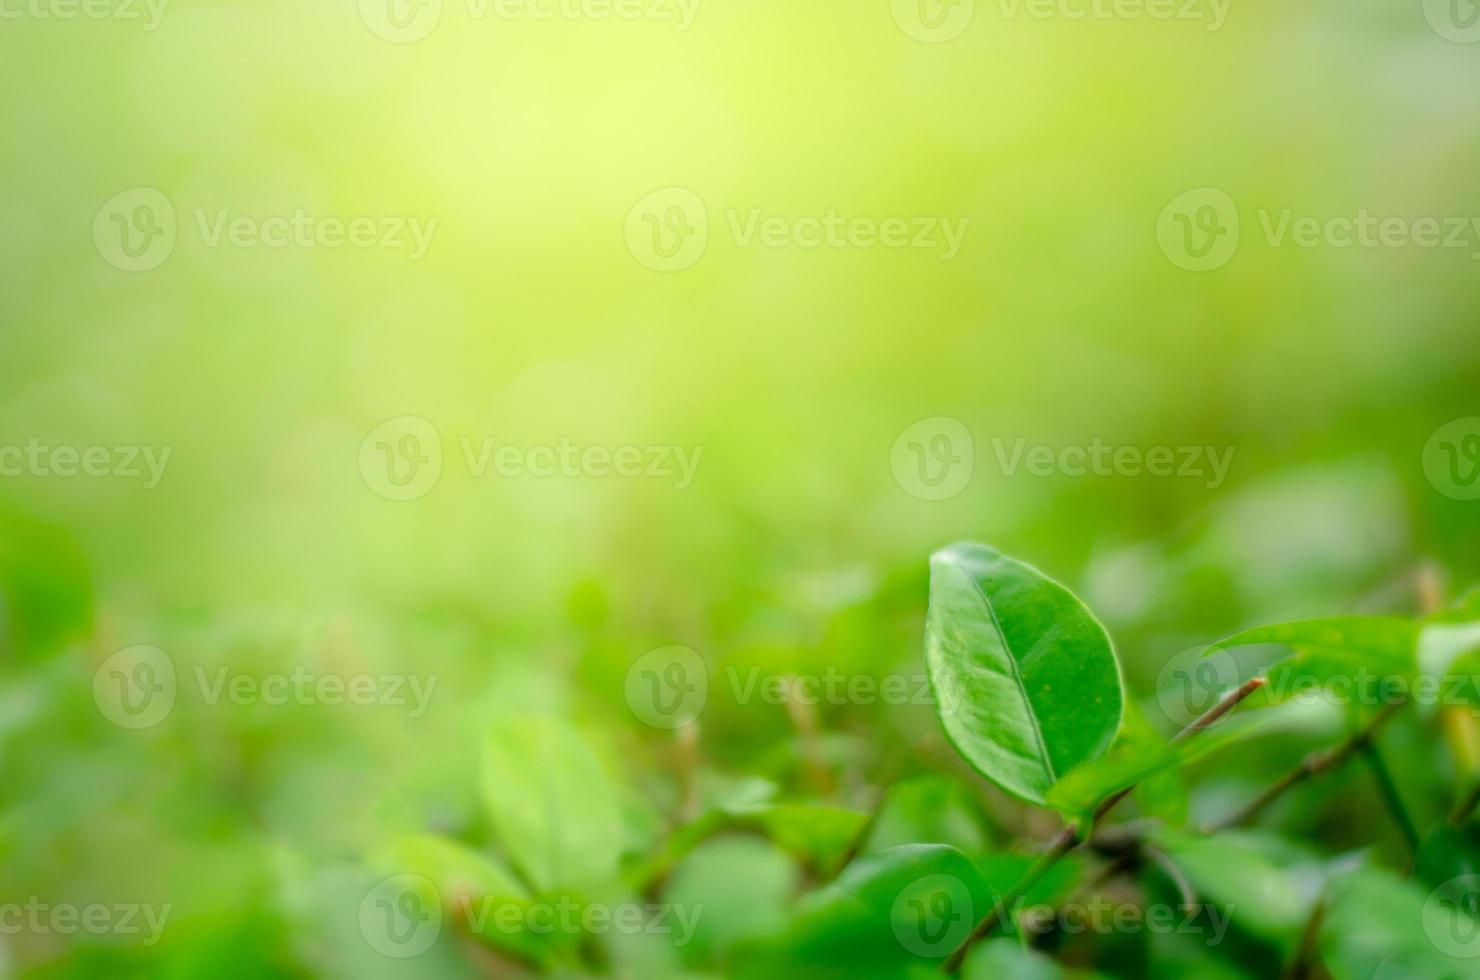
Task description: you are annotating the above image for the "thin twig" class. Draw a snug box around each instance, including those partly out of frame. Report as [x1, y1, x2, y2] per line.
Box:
[941, 677, 1266, 974]
[1285, 893, 1327, 980]
[1359, 739, 1419, 853]
[1202, 699, 1406, 833]
[1451, 780, 1480, 827]
[1144, 845, 1196, 908]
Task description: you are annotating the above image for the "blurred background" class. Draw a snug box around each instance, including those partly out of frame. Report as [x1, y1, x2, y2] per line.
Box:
[1, 0, 1479, 975]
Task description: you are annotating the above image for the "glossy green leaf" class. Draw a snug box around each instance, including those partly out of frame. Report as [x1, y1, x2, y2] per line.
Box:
[925, 543, 1123, 805]
[481, 714, 623, 895]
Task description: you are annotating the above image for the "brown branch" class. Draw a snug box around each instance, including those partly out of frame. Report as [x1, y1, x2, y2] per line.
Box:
[941, 677, 1266, 974]
[1202, 698, 1406, 834]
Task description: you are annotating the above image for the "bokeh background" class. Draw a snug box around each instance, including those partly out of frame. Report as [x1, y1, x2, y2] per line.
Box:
[2, 0, 1479, 976]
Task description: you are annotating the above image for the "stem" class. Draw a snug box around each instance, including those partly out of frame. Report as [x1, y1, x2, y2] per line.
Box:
[1203, 699, 1406, 833]
[940, 824, 1081, 974]
[940, 676, 1266, 974]
[1359, 739, 1419, 853]
[1285, 893, 1327, 980]
[1451, 779, 1480, 826]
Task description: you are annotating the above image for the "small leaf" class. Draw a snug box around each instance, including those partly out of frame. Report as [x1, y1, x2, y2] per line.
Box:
[377, 834, 527, 903]
[481, 714, 623, 895]
[863, 777, 990, 856]
[925, 543, 1123, 805]
[961, 937, 1066, 980]
[1152, 830, 1315, 942]
[1047, 709, 1277, 817]
[738, 844, 992, 976]
[1206, 617, 1419, 673]
[724, 803, 869, 872]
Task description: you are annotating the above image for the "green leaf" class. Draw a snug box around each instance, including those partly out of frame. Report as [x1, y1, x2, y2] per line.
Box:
[726, 803, 869, 872]
[960, 938, 1066, 980]
[1152, 831, 1314, 942]
[664, 836, 799, 967]
[1319, 865, 1480, 980]
[481, 714, 623, 895]
[863, 777, 990, 856]
[1415, 824, 1480, 892]
[1206, 617, 1419, 673]
[1046, 708, 1277, 817]
[751, 844, 991, 976]
[371, 835, 574, 965]
[925, 543, 1123, 805]
[376, 834, 527, 902]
